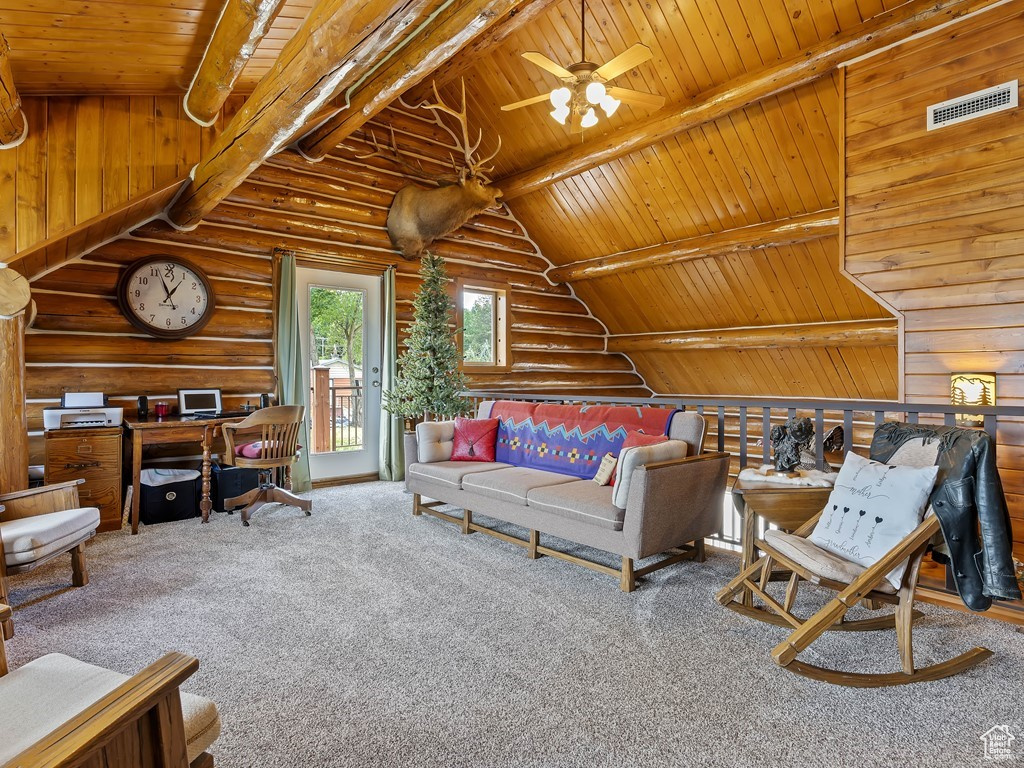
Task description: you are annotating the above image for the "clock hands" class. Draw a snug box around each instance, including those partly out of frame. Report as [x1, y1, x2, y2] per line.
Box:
[158, 275, 178, 311]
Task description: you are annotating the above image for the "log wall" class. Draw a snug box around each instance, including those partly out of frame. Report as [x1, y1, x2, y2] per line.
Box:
[843, 3, 1024, 558]
[23, 105, 646, 461]
[0, 95, 240, 261]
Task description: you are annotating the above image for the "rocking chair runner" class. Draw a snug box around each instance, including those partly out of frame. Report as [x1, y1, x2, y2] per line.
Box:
[220, 405, 312, 526]
[716, 436, 993, 687]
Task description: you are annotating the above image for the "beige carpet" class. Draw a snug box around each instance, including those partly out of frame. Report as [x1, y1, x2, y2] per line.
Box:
[5, 481, 1024, 767]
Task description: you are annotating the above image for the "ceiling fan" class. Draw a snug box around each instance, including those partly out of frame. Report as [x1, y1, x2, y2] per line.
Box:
[500, 0, 665, 129]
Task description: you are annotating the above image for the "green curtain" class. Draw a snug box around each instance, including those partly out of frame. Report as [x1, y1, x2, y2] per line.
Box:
[379, 267, 404, 481]
[275, 252, 312, 492]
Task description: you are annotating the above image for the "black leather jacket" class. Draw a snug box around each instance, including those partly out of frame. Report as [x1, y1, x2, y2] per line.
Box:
[871, 422, 1022, 612]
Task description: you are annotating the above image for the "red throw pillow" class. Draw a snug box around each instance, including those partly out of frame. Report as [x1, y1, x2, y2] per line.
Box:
[611, 431, 668, 485]
[451, 417, 499, 462]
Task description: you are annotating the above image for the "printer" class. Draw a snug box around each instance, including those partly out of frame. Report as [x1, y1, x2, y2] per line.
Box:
[43, 392, 124, 431]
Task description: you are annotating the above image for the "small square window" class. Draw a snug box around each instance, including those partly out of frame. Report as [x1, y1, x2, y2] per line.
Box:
[458, 281, 509, 371]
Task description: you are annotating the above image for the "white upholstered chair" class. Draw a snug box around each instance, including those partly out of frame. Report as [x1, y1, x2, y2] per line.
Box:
[0, 478, 100, 639]
[0, 603, 221, 767]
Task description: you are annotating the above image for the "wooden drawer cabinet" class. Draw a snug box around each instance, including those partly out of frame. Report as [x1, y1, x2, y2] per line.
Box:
[45, 427, 123, 532]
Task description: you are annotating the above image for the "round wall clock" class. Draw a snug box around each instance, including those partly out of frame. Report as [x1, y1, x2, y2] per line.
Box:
[116, 255, 216, 339]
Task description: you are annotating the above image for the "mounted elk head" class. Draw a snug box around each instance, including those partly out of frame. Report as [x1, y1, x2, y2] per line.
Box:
[358, 81, 502, 260]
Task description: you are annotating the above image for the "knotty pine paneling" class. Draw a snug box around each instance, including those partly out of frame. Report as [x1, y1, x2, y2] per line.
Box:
[23, 105, 646, 459]
[843, 3, 1024, 559]
[0, 95, 241, 261]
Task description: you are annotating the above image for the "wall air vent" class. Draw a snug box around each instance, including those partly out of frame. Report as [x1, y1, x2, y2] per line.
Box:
[927, 80, 1018, 130]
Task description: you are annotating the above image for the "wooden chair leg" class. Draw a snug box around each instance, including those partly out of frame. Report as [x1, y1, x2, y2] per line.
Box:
[694, 539, 706, 563]
[284, 465, 293, 491]
[620, 556, 635, 592]
[0, 604, 9, 674]
[0, 573, 13, 640]
[71, 543, 89, 587]
[895, 596, 915, 675]
[412, 493, 422, 516]
[461, 509, 473, 534]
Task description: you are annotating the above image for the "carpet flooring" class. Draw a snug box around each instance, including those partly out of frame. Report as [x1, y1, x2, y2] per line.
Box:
[6, 480, 1024, 767]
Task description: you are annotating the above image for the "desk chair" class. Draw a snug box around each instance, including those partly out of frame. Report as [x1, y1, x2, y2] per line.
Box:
[716, 430, 992, 687]
[0, 603, 221, 767]
[220, 405, 312, 526]
[0, 479, 100, 639]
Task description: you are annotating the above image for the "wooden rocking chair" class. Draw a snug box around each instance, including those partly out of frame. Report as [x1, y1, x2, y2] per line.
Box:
[220, 405, 312, 527]
[717, 444, 993, 687]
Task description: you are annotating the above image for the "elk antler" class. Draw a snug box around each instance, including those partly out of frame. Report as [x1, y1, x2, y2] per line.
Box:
[402, 79, 502, 183]
[354, 126, 450, 186]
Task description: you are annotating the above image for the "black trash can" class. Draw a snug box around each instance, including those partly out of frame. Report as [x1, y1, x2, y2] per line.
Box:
[139, 469, 201, 524]
[209, 462, 261, 513]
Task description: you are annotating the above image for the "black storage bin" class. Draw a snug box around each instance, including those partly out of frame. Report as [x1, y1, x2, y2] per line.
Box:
[209, 462, 260, 513]
[139, 469, 201, 524]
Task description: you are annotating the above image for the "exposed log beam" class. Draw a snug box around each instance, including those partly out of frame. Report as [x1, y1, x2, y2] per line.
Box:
[607, 320, 898, 353]
[549, 209, 839, 283]
[297, 0, 545, 161]
[0, 33, 27, 147]
[498, 0, 999, 199]
[184, 0, 288, 126]
[167, 0, 436, 229]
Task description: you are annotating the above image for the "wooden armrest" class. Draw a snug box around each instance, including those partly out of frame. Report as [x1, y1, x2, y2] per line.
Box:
[0, 604, 10, 623]
[0, 480, 85, 521]
[7, 652, 199, 767]
[0, 479, 84, 503]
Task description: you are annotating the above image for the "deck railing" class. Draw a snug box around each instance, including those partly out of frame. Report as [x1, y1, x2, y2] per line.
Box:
[311, 368, 364, 452]
[461, 391, 1024, 555]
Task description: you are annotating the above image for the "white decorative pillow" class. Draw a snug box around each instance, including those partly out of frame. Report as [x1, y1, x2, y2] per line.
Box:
[592, 453, 617, 485]
[611, 440, 689, 509]
[809, 451, 939, 590]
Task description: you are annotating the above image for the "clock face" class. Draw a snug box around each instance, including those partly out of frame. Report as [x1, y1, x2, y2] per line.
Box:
[117, 257, 215, 339]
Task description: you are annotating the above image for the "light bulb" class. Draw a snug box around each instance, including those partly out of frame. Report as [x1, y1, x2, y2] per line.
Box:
[551, 105, 570, 125]
[600, 94, 621, 117]
[585, 81, 606, 105]
[550, 87, 571, 108]
[580, 108, 598, 128]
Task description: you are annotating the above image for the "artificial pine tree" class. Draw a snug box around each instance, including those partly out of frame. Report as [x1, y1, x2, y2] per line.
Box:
[383, 251, 470, 420]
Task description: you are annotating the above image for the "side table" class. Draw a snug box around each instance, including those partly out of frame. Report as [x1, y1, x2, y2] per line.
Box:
[730, 475, 833, 606]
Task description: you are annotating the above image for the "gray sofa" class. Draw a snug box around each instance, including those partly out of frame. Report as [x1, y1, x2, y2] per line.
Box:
[404, 401, 730, 591]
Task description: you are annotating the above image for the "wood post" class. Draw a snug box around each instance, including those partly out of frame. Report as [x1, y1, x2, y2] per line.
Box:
[496, 0, 1001, 199]
[312, 366, 331, 453]
[620, 557, 635, 593]
[412, 492, 422, 516]
[184, 0, 288, 126]
[527, 529, 539, 559]
[462, 509, 473, 535]
[547, 210, 839, 283]
[606, 319, 898, 353]
[0, 33, 26, 147]
[167, 0, 437, 229]
[297, 0, 539, 159]
[0, 267, 31, 495]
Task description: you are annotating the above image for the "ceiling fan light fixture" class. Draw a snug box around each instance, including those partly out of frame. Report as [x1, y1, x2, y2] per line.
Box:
[600, 94, 621, 117]
[580, 107, 598, 128]
[585, 80, 606, 104]
[551, 104, 570, 125]
[550, 86, 572, 108]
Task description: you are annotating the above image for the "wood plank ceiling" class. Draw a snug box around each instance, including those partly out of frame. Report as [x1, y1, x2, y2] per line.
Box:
[0, 0, 314, 95]
[0, 0, 908, 399]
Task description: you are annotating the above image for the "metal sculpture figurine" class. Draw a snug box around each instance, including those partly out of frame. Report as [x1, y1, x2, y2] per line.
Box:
[769, 416, 815, 473]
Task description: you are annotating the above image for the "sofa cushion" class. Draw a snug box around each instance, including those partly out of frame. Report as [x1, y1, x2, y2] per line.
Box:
[407, 461, 511, 489]
[763, 529, 897, 594]
[451, 417, 499, 462]
[527, 480, 625, 531]
[0, 653, 220, 764]
[1, 507, 100, 567]
[612, 440, 689, 510]
[462, 467, 576, 506]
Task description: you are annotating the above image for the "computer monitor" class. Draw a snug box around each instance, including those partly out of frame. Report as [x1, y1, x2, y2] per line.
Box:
[177, 388, 223, 415]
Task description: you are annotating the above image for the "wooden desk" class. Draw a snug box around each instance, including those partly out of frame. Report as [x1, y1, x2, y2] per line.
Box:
[123, 415, 244, 534]
[731, 475, 834, 605]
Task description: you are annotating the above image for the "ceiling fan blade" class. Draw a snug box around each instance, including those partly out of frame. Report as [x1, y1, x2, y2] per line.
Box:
[594, 43, 654, 81]
[500, 93, 553, 112]
[607, 86, 666, 110]
[522, 51, 574, 79]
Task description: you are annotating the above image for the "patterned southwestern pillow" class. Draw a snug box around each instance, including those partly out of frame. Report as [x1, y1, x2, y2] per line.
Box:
[809, 450, 939, 590]
[451, 417, 499, 462]
[611, 431, 668, 485]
